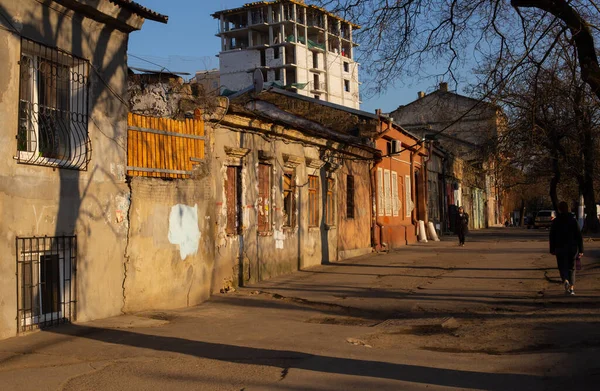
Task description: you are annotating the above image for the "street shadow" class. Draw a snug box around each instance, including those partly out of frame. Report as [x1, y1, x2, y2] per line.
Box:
[44, 324, 547, 390]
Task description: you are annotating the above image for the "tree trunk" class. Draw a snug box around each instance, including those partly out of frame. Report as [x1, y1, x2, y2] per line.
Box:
[512, 0, 600, 101]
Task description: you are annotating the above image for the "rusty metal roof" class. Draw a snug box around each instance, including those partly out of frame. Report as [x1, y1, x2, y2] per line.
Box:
[109, 0, 168, 23]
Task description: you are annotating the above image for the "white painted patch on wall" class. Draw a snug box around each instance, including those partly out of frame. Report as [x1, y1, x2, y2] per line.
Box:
[168, 204, 201, 260]
[274, 230, 285, 249]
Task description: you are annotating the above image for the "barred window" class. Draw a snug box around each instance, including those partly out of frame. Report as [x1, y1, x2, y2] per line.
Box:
[17, 39, 90, 169]
[16, 236, 76, 332]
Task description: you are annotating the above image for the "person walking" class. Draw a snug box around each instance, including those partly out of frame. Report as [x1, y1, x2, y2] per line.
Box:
[550, 201, 584, 295]
[455, 206, 469, 246]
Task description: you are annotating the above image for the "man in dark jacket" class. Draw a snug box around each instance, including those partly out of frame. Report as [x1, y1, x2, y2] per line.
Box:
[455, 206, 469, 246]
[550, 201, 584, 295]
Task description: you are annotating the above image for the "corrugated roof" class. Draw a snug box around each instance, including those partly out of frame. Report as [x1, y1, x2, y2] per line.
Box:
[110, 0, 168, 23]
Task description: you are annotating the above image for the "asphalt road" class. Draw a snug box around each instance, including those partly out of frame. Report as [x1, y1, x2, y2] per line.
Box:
[1, 228, 599, 390]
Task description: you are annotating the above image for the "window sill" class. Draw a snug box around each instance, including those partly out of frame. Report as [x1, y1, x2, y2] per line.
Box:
[16, 150, 84, 170]
[325, 225, 336, 230]
[308, 226, 320, 232]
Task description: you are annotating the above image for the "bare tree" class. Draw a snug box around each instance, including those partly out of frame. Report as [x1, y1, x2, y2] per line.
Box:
[484, 35, 600, 231]
[315, 1, 600, 100]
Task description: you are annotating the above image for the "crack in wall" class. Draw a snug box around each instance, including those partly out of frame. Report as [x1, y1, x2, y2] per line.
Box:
[121, 178, 133, 313]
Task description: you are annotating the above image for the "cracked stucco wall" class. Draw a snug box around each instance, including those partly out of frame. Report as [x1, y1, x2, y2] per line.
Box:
[122, 175, 215, 312]
[0, 0, 132, 339]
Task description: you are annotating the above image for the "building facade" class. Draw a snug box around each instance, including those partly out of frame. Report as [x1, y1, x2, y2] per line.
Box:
[213, 0, 360, 109]
[390, 83, 504, 230]
[0, 0, 166, 339]
[372, 121, 428, 249]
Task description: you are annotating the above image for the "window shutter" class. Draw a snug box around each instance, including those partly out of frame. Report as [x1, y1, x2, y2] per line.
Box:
[377, 168, 384, 216]
[384, 169, 391, 216]
[405, 175, 412, 217]
[392, 171, 399, 216]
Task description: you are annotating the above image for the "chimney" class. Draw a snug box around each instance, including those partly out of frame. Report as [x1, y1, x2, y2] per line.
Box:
[375, 108, 382, 116]
[439, 82, 448, 92]
[417, 91, 425, 99]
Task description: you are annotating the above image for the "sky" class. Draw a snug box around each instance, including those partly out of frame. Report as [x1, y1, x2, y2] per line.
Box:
[128, 0, 451, 114]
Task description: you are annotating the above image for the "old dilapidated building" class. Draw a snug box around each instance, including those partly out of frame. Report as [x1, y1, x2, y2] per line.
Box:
[0, 0, 167, 339]
[210, 90, 378, 286]
[390, 83, 505, 231]
[128, 75, 379, 290]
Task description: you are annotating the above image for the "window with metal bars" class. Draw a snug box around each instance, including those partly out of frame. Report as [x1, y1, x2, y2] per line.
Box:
[346, 175, 355, 219]
[17, 38, 90, 169]
[16, 236, 76, 332]
[326, 178, 335, 226]
[258, 163, 272, 233]
[225, 166, 242, 235]
[308, 175, 319, 227]
[283, 170, 296, 227]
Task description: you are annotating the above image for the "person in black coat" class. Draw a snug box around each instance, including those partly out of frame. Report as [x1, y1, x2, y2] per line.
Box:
[550, 201, 584, 295]
[455, 206, 469, 246]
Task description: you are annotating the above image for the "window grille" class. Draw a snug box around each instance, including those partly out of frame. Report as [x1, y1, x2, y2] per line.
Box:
[16, 236, 77, 332]
[346, 175, 355, 219]
[17, 38, 90, 169]
[308, 175, 319, 227]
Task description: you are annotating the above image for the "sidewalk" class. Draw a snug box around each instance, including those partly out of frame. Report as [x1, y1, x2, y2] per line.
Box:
[0, 228, 599, 391]
[244, 227, 600, 315]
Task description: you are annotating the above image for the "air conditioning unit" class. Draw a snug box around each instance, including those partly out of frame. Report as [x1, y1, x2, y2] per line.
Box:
[392, 140, 402, 154]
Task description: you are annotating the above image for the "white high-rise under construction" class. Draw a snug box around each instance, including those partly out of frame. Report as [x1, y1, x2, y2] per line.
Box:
[212, 0, 360, 109]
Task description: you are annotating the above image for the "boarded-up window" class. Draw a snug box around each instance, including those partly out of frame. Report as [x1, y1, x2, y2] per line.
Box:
[405, 174, 412, 217]
[308, 175, 319, 227]
[258, 164, 271, 233]
[392, 171, 399, 217]
[283, 170, 296, 227]
[377, 168, 384, 216]
[326, 178, 335, 226]
[384, 169, 392, 216]
[346, 175, 355, 219]
[225, 166, 241, 235]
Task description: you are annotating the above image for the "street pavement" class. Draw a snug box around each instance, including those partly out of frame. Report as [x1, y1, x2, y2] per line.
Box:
[1, 227, 599, 390]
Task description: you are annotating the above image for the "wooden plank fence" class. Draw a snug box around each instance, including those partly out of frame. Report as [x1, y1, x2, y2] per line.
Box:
[127, 113, 205, 178]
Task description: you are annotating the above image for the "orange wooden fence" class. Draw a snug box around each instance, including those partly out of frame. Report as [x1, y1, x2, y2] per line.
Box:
[127, 113, 205, 178]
